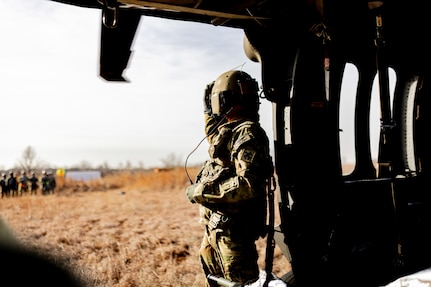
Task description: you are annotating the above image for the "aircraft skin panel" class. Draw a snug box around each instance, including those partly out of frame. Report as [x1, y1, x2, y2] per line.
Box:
[50, 0, 101, 8]
[120, 0, 269, 21]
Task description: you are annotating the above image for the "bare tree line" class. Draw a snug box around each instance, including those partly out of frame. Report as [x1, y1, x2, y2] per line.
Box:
[3, 146, 186, 173]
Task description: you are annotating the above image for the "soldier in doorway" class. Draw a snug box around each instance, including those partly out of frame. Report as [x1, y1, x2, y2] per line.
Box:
[185, 70, 274, 287]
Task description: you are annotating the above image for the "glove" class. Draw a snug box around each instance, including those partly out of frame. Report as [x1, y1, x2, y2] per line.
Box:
[203, 82, 214, 115]
[185, 183, 205, 204]
[186, 184, 197, 203]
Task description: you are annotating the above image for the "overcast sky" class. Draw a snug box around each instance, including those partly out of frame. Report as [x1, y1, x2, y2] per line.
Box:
[0, 0, 275, 170]
[1, 0, 386, 171]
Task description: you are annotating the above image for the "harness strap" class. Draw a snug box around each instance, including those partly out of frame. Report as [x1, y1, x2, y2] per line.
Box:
[263, 175, 276, 287]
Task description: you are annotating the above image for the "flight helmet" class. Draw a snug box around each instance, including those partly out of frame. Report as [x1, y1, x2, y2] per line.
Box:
[210, 70, 259, 116]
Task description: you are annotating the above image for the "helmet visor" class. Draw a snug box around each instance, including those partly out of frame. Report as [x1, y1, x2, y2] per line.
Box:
[211, 91, 237, 116]
[211, 92, 223, 116]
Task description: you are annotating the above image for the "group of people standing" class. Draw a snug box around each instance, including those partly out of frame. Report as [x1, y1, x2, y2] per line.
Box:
[0, 170, 56, 198]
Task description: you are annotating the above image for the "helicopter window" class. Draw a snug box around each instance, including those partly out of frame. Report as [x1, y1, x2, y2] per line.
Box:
[339, 63, 396, 175]
[340, 63, 359, 174]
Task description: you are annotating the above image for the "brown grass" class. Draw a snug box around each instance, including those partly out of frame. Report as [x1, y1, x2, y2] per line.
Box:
[0, 167, 291, 287]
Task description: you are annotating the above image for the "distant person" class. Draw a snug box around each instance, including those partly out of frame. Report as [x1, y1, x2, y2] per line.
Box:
[7, 172, 18, 197]
[49, 171, 56, 194]
[185, 70, 274, 286]
[29, 171, 39, 195]
[19, 171, 29, 196]
[0, 173, 9, 198]
[41, 170, 51, 195]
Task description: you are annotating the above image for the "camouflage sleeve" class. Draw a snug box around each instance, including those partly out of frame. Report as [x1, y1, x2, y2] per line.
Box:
[195, 144, 268, 205]
[190, 174, 252, 205]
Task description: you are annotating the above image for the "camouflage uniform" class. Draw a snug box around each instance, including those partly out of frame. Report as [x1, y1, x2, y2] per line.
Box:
[187, 113, 273, 286]
[29, 172, 39, 195]
[7, 172, 18, 197]
[19, 172, 29, 196]
[41, 172, 51, 195]
[0, 174, 9, 198]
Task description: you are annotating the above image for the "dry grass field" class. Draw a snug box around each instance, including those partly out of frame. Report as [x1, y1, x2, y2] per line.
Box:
[0, 167, 291, 287]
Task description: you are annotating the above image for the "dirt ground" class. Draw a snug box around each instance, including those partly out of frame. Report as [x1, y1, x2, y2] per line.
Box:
[0, 170, 292, 286]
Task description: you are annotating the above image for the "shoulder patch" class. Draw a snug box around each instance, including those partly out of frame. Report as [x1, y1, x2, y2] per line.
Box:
[241, 149, 256, 163]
